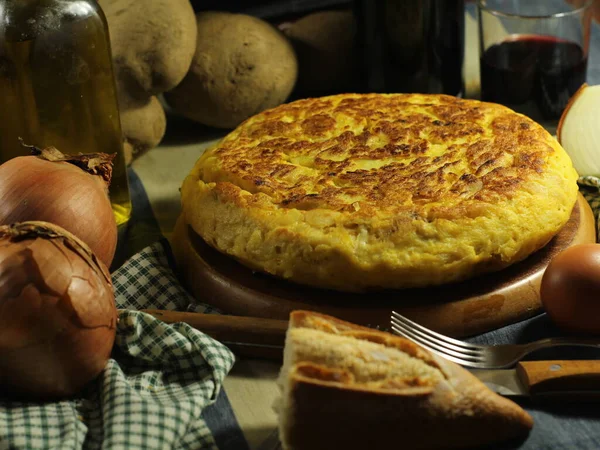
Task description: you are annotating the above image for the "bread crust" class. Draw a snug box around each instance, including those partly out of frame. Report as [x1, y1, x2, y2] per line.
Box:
[182, 93, 578, 292]
[278, 311, 533, 450]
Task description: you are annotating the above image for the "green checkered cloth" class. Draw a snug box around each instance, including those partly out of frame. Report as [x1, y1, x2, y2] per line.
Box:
[0, 241, 235, 450]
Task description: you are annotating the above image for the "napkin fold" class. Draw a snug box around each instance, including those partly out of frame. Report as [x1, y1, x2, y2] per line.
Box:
[0, 240, 234, 450]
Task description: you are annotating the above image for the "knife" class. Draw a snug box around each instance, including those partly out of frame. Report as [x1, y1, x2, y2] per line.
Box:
[133, 309, 600, 398]
[132, 309, 288, 359]
[472, 360, 600, 399]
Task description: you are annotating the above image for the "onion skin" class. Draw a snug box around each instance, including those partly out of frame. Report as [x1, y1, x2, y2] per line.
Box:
[540, 244, 600, 335]
[0, 221, 117, 400]
[0, 147, 118, 268]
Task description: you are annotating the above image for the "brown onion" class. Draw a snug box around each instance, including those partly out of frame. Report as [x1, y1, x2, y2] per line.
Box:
[0, 221, 117, 400]
[541, 244, 600, 335]
[0, 145, 118, 267]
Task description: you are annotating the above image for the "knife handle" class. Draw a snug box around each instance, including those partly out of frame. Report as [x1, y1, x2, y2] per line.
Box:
[517, 360, 600, 395]
[134, 309, 288, 359]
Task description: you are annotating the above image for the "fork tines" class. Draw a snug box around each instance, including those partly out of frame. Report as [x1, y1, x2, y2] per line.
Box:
[390, 311, 485, 366]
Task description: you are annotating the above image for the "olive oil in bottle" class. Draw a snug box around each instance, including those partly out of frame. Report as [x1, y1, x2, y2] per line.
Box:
[0, 0, 131, 226]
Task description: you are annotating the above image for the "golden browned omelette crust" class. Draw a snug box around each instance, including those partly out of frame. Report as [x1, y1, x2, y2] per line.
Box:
[181, 93, 578, 292]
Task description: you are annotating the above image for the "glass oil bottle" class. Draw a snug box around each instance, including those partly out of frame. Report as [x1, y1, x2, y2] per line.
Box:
[0, 0, 131, 225]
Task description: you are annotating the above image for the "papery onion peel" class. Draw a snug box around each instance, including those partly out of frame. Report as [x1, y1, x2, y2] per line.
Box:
[0, 221, 117, 400]
[0, 145, 118, 267]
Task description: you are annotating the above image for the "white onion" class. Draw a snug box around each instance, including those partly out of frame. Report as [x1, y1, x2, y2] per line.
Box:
[557, 84, 600, 177]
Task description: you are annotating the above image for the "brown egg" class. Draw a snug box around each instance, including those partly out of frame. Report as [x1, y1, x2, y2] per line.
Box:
[540, 244, 600, 334]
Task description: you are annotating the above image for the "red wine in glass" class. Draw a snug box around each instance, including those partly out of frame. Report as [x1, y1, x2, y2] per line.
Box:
[480, 35, 587, 120]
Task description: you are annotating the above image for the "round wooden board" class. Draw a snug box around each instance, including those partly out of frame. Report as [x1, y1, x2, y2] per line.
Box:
[171, 194, 596, 337]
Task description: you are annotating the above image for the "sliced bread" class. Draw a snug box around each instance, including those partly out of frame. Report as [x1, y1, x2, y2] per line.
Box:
[276, 310, 533, 450]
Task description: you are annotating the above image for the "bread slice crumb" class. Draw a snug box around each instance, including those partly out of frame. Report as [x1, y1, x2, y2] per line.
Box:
[276, 310, 533, 450]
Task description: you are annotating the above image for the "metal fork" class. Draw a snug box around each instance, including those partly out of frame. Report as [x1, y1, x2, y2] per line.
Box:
[390, 311, 600, 369]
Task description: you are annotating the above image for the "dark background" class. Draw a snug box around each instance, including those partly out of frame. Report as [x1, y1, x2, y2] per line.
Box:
[190, 0, 350, 20]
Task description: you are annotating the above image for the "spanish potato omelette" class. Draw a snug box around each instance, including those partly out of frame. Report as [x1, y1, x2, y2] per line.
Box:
[181, 93, 578, 292]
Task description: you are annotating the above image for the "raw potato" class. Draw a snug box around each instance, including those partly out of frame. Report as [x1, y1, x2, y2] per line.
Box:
[282, 10, 358, 95]
[119, 95, 167, 165]
[99, 0, 198, 98]
[99, 0, 197, 162]
[165, 12, 298, 129]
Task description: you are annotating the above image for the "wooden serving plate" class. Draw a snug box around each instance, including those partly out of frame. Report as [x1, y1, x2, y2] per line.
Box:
[171, 194, 596, 337]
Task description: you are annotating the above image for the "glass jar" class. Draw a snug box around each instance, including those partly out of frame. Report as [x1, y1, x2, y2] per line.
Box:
[0, 0, 131, 226]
